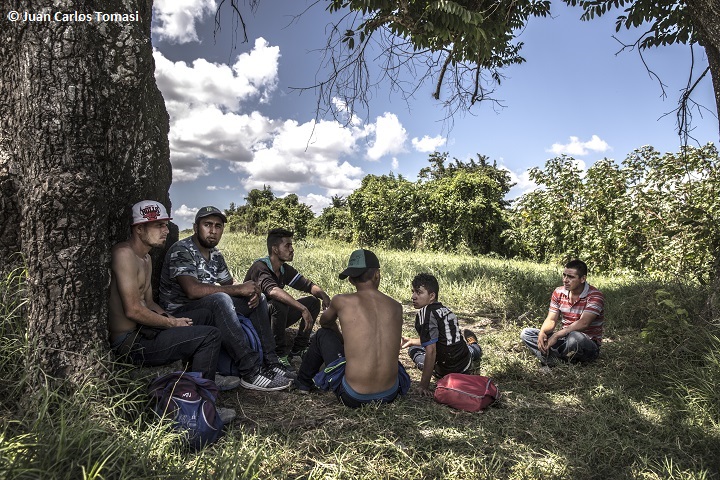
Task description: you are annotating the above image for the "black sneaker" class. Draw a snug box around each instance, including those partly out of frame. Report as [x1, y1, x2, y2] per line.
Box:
[463, 329, 479, 345]
[240, 367, 291, 391]
[270, 364, 297, 380]
[292, 379, 312, 394]
[288, 348, 307, 361]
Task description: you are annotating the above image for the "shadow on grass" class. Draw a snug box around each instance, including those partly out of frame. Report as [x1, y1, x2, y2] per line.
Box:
[213, 324, 720, 479]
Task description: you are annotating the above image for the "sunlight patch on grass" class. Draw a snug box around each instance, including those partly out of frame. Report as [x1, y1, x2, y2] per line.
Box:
[4, 234, 720, 478]
[510, 450, 571, 479]
[630, 401, 665, 424]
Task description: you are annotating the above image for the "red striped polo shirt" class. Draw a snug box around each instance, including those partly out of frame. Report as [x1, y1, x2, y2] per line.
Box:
[549, 283, 605, 344]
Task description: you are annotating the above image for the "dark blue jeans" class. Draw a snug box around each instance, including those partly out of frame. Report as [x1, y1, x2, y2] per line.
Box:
[336, 377, 400, 409]
[269, 296, 321, 356]
[173, 293, 279, 378]
[520, 328, 600, 365]
[112, 308, 221, 379]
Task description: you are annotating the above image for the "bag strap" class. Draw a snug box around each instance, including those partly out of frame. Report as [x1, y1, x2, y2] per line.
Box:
[149, 371, 219, 404]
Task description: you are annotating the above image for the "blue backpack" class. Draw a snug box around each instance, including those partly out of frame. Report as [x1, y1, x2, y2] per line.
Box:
[216, 313, 262, 377]
[148, 371, 224, 451]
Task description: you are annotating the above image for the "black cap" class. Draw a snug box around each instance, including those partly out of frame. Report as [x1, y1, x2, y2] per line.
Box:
[195, 206, 227, 223]
[339, 249, 380, 279]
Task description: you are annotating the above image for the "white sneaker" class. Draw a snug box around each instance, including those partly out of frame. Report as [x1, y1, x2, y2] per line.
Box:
[216, 407, 236, 424]
[215, 374, 242, 391]
[240, 367, 291, 391]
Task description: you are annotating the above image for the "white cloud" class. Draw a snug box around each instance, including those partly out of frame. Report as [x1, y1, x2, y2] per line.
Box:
[154, 43, 410, 198]
[332, 97, 362, 126]
[547, 135, 611, 156]
[173, 204, 199, 225]
[366, 113, 407, 161]
[171, 155, 210, 182]
[153, 45, 280, 182]
[391, 157, 399, 170]
[412, 135, 446, 153]
[235, 118, 365, 194]
[502, 167, 537, 200]
[152, 0, 216, 44]
[207, 185, 235, 191]
[154, 39, 279, 110]
[298, 193, 332, 215]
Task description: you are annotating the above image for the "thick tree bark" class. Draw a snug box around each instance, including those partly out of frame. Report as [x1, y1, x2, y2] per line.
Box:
[0, 144, 21, 276]
[685, 0, 720, 138]
[685, 0, 720, 318]
[0, 0, 171, 388]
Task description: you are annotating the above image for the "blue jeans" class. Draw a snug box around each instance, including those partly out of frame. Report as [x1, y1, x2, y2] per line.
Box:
[337, 376, 400, 408]
[520, 328, 600, 365]
[172, 293, 280, 378]
[112, 308, 221, 379]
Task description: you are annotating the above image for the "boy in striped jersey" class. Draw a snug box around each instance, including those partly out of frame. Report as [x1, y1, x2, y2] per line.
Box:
[401, 273, 483, 397]
[520, 259, 605, 366]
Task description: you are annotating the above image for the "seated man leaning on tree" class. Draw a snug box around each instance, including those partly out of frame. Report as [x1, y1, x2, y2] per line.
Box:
[294, 249, 410, 407]
[520, 259, 605, 366]
[159, 206, 292, 392]
[244, 228, 331, 368]
[108, 200, 241, 406]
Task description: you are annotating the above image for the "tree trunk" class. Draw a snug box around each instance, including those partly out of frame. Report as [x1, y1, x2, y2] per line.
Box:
[686, 0, 720, 138]
[0, 145, 21, 277]
[0, 0, 171, 388]
[685, 0, 720, 318]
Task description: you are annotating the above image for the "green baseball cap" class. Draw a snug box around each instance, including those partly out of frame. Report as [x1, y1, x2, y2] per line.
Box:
[339, 249, 380, 279]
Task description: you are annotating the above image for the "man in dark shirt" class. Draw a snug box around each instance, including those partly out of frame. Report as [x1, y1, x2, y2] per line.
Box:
[245, 228, 331, 367]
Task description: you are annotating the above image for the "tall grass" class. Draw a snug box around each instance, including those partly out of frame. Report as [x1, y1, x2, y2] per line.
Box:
[1, 234, 719, 479]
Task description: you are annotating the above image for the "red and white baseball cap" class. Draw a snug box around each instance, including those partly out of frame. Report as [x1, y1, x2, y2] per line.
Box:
[131, 200, 172, 226]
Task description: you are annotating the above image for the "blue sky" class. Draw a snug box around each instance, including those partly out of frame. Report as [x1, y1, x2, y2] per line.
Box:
[151, 0, 719, 230]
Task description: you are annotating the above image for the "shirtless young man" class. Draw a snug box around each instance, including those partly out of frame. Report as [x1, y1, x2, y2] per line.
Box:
[108, 200, 227, 384]
[294, 249, 410, 407]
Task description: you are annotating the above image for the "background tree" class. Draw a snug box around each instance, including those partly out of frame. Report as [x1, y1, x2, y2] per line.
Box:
[309, 195, 354, 242]
[508, 156, 586, 263]
[347, 173, 417, 249]
[509, 144, 720, 280]
[226, 187, 314, 237]
[416, 153, 514, 254]
[0, 0, 172, 387]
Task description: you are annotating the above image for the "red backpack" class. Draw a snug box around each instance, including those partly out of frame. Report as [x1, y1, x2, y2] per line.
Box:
[434, 373, 500, 412]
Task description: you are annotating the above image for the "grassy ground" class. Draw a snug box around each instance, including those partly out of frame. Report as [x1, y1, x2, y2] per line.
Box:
[2, 234, 720, 479]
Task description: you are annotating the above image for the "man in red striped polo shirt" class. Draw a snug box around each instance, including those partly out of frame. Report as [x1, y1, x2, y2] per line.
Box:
[520, 259, 604, 366]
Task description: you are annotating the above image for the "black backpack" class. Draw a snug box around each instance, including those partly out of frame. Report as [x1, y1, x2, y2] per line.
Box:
[149, 371, 224, 450]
